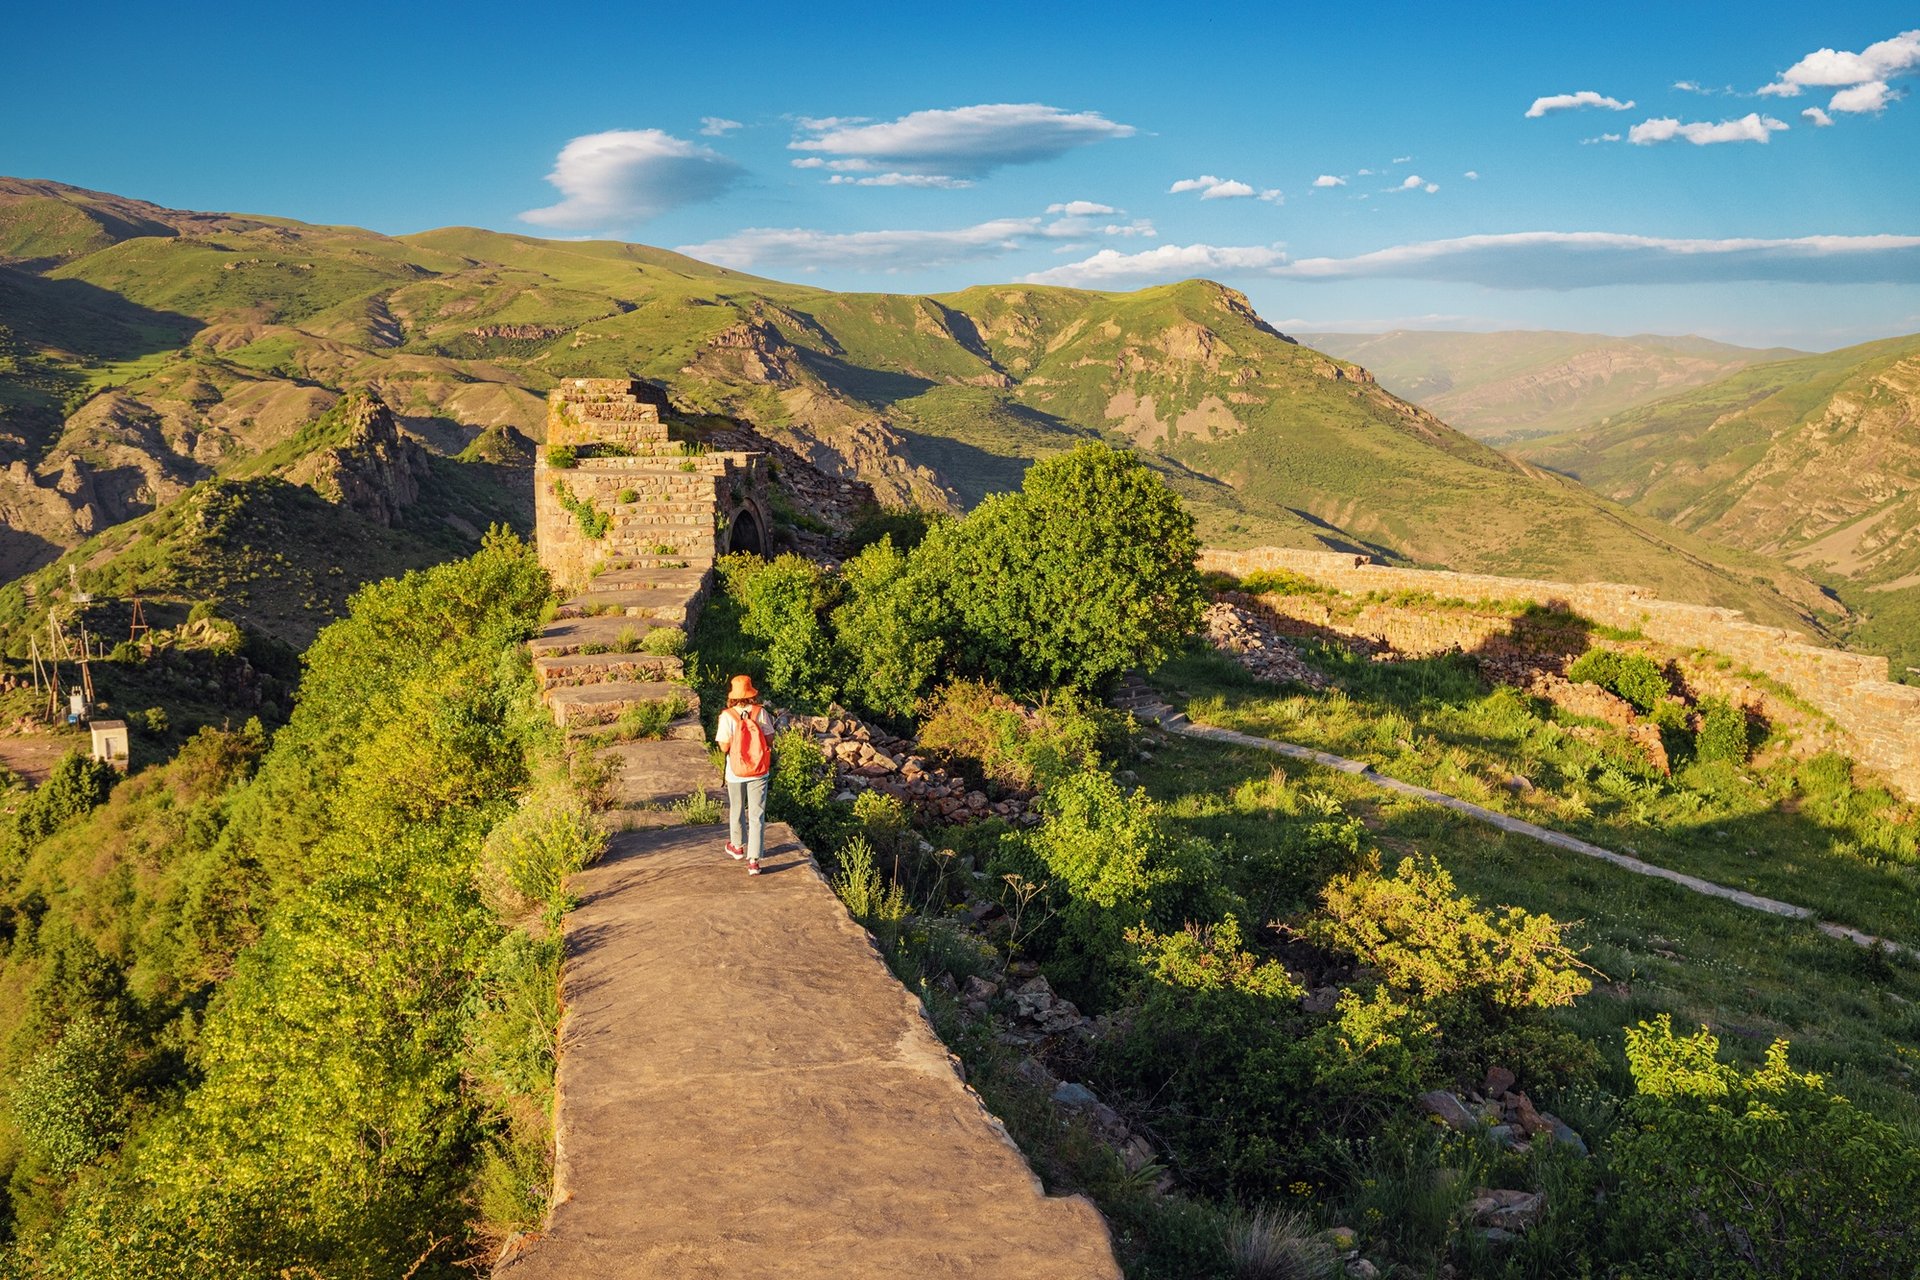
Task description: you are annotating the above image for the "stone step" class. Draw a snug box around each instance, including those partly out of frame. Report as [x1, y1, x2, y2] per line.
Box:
[599, 554, 713, 573]
[545, 680, 699, 731]
[534, 651, 685, 690]
[598, 736, 722, 812]
[589, 566, 709, 593]
[557, 586, 700, 624]
[530, 615, 677, 660]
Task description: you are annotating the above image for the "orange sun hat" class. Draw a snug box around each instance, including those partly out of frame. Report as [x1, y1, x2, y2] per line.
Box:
[727, 674, 761, 701]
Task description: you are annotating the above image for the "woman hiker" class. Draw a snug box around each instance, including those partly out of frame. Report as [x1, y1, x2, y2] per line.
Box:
[714, 674, 776, 875]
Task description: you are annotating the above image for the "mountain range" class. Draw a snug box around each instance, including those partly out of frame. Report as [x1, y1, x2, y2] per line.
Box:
[1299, 329, 1806, 446]
[0, 178, 1858, 655]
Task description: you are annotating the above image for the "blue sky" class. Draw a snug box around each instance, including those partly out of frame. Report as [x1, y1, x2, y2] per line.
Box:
[5, 1, 1919, 348]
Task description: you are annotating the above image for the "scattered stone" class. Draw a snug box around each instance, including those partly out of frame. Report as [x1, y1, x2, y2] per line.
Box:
[1202, 599, 1331, 688]
[1484, 1065, 1517, 1097]
[1301, 985, 1340, 1015]
[1051, 1081, 1099, 1108]
[961, 975, 998, 1003]
[1418, 1090, 1476, 1132]
[1467, 1188, 1545, 1233]
[1013, 1057, 1058, 1091]
[1345, 1260, 1379, 1280]
[1544, 1117, 1588, 1157]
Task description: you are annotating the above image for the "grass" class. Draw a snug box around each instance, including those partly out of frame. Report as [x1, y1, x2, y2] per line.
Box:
[1129, 719, 1920, 1136]
[1149, 644, 1920, 946]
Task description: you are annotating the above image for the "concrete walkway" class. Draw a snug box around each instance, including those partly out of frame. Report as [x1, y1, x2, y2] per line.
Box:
[496, 824, 1121, 1279]
[1115, 678, 1918, 962]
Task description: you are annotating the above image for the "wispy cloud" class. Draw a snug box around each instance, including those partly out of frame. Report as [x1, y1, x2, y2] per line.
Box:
[1802, 106, 1835, 127]
[1463, 170, 1480, 180]
[788, 103, 1134, 179]
[1312, 174, 1347, 188]
[1024, 231, 1920, 290]
[1581, 133, 1623, 145]
[1526, 90, 1635, 118]
[827, 173, 972, 188]
[1023, 242, 1287, 286]
[1169, 174, 1283, 202]
[677, 218, 1043, 271]
[1627, 113, 1788, 145]
[520, 129, 743, 229]
[1047, 200, 1117, 215]
[700, 117, 742, 136]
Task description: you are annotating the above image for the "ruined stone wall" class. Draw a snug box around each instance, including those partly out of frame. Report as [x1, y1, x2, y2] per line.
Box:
[1200, 546, 1920, 801]
[534, 380, 771, 596]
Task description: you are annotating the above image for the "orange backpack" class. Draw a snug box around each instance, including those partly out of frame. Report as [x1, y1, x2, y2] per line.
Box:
[729, 705, 772, 778]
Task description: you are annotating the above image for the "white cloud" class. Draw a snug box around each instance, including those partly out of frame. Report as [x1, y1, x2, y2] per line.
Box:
[1170, 174, 1252, 198]
[700, 117, 743, 136]
[1047, 200, 1117, 215]
[677, 218, 1043, 271]
[1312, 174, 1346, 187]
[1803, 106, 1835, 127]
[826, 172, 973, 188]
[520, 129, 743, 229]
[1398, 175, 1421, 189]
[1259, 188, 1284, 203]
[1673, 80, 1705, 93]
[1464, 170, 1480, 180]
[1758, 28, 1920, 99]
[1356, 167, 1375, 176]
[1391, 175, 1439, 193]
[1526, 90, 1635, 118]
[1580, 133, 1623, 144]
[1829, 80, 1895, 114]
[1022, 242, 1288, 286]
[1392, 155, 1414, 164]
[1043, 206, 1156, 238]
[1627, 113, 1789, 145]
[1022, 230, 1920, 291]
[789, 103, 1134, 178]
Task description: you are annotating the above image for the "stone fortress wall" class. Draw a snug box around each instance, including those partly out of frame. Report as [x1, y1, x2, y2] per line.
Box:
[1200, 546, 1920, 802]
[534, 379, 771, 596]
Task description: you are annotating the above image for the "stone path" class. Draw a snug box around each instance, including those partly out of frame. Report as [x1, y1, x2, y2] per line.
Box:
[499, 378, 1122, 1277]
[1114, 676, 1919, 962]
[496, 825, 1120, 1280]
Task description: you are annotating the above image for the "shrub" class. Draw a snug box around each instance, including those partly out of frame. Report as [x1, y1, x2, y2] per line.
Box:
[12, 1011, 135, 1176]
[546, 444, 577, 469]
[1567, 648, 1669, 714]
[1310, 855, 1592, 1013]
[847, 503, 938, 554]
[925, 443, 1204, 695]
[832, 536, 947, 720]
[641, 626, 686, 657]
[1610, 1015, 1920, 1277]
[617, 488, 639, 504]
[479, 785, 604, 916]
[1694, 696, 1752, 764]
[551, 480, 610, 539]
[1224, 1204, 1339, 1280]
[831, 835, 908, 925]
[917, 679, 1114, 792]
[141, 705, 170, 736]
[717, 553, 839, 708]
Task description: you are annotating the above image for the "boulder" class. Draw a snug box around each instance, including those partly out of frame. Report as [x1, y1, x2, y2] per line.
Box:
[1417, 1090, 1476, 1132]
[1484, 1065, 1517, 1097]
[1467, 1188, 1545, 1233]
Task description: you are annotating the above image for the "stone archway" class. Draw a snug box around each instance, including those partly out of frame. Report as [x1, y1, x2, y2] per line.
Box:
[726, 504, 769, 557]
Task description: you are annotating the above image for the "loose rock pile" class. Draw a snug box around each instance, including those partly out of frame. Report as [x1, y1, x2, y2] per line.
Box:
[1203, 599, 1330, 688]
[1414, 1066, 1584, 1244]
[777, 709, 1042, 825]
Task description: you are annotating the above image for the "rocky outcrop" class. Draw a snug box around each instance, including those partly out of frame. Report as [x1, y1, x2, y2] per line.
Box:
[305, 395, 428, 527]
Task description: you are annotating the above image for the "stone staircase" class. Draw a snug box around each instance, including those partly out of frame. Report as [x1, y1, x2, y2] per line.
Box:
[500, 378, 1123, 1277]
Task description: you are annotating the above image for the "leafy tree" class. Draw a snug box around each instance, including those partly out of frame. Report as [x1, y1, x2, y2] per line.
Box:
[1610, 1015, 1920, 1278]
[12, 1012, 135, 1177]
[929, 444, 1202, 695]
[717, 553, 840, 709]
[830, 537, 947, 720]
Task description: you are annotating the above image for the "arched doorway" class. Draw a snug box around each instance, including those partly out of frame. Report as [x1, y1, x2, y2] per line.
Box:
[727, 505, 768, 557]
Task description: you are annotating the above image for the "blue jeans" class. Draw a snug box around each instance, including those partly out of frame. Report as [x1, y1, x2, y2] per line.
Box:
[727, 774, 770, 862]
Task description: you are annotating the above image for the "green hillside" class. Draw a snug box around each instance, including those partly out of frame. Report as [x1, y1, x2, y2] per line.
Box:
[1517, 334, 1920, 679]
[0, 178, 1840, 642]
[1301, 329, 1804, 445]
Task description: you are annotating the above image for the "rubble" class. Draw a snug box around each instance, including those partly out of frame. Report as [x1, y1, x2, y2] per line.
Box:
[775, 706, 1042, 825]
[1202, 598, 1331, 688]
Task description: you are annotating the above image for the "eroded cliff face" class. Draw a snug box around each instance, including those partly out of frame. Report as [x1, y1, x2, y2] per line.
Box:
[292, 395, 429, 527]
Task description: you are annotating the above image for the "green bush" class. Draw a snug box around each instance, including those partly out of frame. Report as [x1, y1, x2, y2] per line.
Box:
[617, 488, 639, 504]
[1610, 1015, 1920, 1277]
[832, 536, 947, 720]
[640, 626, 686, 657]
[717, 553, 840, 709]
[12, 1011, 134, 1177]
[1566, 648, 1670, 714]
[917, 679, 1114, 792]
[1694, 696, 1752, 764]
[546, 445, 577, 469]
[925, 443, 1203, 695]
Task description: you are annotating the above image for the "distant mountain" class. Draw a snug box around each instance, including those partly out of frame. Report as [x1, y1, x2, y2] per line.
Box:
[0, 178, 1838, 643]
[1299, 329, 1805, 444]
[1516, 334, 1920, 680]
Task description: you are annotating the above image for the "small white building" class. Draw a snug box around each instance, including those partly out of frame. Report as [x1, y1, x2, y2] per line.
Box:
[90, 720, 129, 772]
